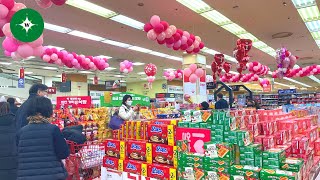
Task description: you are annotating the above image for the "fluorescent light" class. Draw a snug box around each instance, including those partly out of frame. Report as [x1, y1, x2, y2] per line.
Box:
[252, 41, 268, 49]
[25, 72, 33, 75]
[305, 20, 320, 32]
[164, 68, 176, 71]
[283, 77, 311, 87]
[43, 67, 57, 70]
[237, 33, 258, 42]
[129, 46, 152, 53]
[166, 56, 183, 61]
[0, 62, 12, 65]
[140, 77, 147, 80]
[120, 80, 126, 83]
[97, 55, 112, 59]
[201, 47, 220, 55]
[132, 62, 145, 66]
[224, 55, 238, 63]
[176, 0, 212, 14]
[274, 82, 291, 88]
[137, 72, 145, 75]
[260, 47, 275, 53]
[25, 56, 35, 60]
[102, 39, 132, 48]
[297, 6, 320, 22]
[149, 51, 169, 57]
[79, 71, 93, 74]
[105, 67, 116, 70]
[201, 10, 231, 26]
[68, 30, 105, 41]
[311, 31, 320, 39]
[114, 75, 125, 78]
[309, 75, 320, 83]
[44, 23, 72, 33]
[221, 23, 247, 35]
[66, 0, 117, 18]
[110, 15, 145, 30]
[46, 45, 65, 51]
[292, 0, 316, 8]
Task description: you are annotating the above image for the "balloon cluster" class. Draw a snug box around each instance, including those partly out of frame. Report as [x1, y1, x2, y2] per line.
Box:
[184, 64, 205, 83]
[233, 39, 252, 74]
[144, 63, 157, 84]
[248, 61, 270, 76]
[220, 73, 259, 83]
[275, 47, 298, 78]
[42, 47, 109, 71]
[272, 64, 320, 78]
[259, 78, 270, 88]
[144, 15, 205, 54]
[35, 0, 67, 9]
[120, 60, 133, 74]
[0, 0, 26, 37]
[163, 69, 183, 81]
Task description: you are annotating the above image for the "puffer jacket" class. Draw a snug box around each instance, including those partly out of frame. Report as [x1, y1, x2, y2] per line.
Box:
[17, 115, 70, 180]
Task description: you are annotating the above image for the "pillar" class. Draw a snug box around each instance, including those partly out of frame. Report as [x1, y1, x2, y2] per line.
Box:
[183, 54, 207, 104]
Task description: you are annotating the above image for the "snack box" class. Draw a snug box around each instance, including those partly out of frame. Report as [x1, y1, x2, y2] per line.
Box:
[151, 119, 179, 125]
[191, 110, 202, 122]
[294, 118, 308, 133]
[104, 139, 125, 159]
[152, 144, 177, 167]
[140, 121, 150, 140]
[236, 130, 252, 146]
[280, 157, 304, 175]
[276, 144, 292, 157]
[147, 124, 175, 146]
[259, 121, 274, 136]
[177, 121, 189, 128]
[260, 169, 298, 180]
[262, 135, 276, 150]
[292, 136, 309, 155]
[176, 140, 189, 154]
[203, 157, 233, 167]
[126, 121, 134, 139]
[224, 117, 237, 131]
[275, 130, 288, 145]
[123, 160, 147, 176]
[181, 110, 191, 122]
[147, 164, 176, 180]
[102, 156, 123, 171]
[230, 165, 261, 180]
[204, 142, 234, 160]
[126, 140, 152, 163]
[178, 167, 205, 180]
[262, 148, 286, 169]
[315, 139, 320, 156]
[180, 153, 204, 164]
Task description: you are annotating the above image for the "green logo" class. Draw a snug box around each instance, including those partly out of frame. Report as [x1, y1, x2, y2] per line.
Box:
[10, 8, 44, 42]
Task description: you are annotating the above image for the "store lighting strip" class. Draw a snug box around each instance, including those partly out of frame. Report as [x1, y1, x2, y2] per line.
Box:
[274, 82, 292, 88]
[177, 0, 316, 86]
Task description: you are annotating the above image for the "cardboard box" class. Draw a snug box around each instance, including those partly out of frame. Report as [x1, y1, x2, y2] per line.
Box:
[102, 156, 123, 171]
[147, 124, 175, 146]
[126, 140, 151, 163]
[147, 164, 176, 180]
[230, 165, 261, 180]
[280, 157, 304, 180]
[123, 160, 146, 176]
[260, 169, 298, 180]
[236, 130, 252, 146]
[152, 144, 177, 167]
[104, 139, 125, 159]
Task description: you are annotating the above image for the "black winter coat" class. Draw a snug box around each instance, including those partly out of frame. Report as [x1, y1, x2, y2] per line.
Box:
[0, 113, 17, 180]
[15, 93, 37, 130]
[215, 99, 229, 109]
[17, 118, 70, 180]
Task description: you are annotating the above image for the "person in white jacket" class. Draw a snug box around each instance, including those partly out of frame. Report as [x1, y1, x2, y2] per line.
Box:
[118, 95, 139, 121]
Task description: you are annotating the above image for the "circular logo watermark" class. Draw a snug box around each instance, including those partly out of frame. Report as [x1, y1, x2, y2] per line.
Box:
[10, 8, 44, 42]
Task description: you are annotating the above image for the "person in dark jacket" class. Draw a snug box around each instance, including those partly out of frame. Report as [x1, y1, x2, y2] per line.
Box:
[0, 102, 17, 180]
[7, 97, 18, 114]
[200, 101, 210, 110]
[17, 96, 70, 180]
[15, 83, 48, 130]
[215, 93, 229, 109]
[62, 125, 86, 145]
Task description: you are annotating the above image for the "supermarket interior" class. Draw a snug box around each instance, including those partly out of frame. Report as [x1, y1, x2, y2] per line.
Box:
[0, 0, 320, 180]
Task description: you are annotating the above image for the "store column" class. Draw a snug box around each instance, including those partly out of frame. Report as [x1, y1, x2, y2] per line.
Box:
[42, 76, 53, 87]
[183, 54, 207, 104]
[66, 74, 89, 96]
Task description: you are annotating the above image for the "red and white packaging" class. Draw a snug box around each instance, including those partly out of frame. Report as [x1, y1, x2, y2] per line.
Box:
[275, 130, 288, 145]
[262, 136, 275, 150]
[314, 139, 320, 156]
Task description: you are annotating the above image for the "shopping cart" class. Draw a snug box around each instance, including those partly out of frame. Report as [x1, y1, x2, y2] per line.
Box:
[65, 140, 105, 180]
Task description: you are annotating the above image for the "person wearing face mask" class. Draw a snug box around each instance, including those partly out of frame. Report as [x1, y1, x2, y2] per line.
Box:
[118, 95, 139, 121]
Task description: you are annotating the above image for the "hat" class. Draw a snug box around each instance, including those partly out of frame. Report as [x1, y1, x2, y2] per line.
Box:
[200, 101, 209, 110]
[0, 96, 6, 103]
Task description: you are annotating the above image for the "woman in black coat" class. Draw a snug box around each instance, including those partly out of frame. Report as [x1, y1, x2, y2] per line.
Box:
[0, 102, 17, 180]
[17, 97, 70, 180]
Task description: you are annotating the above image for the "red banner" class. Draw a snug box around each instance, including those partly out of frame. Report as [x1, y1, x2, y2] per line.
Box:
[176, 127, 211, 153]
[56, 96, 92, 109]
[61, 73, 67, 83]
[93, 76, 98, 85]
[19, 68, 24, 79]
[47, 87, 56, 94]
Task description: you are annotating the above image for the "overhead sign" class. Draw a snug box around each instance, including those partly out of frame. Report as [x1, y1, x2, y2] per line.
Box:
[176, 127, 211, 153]
[100, 92, 150, 107]
[18, 78, 24, 88]
[47, 87, 56, 94]
[278, 89, 296, 94]
[206, 82, 217, 89]
[10, 8, 44, 42]
[56, 96, 92, 109]
[105, 81, 115, 89]
[167, 85, 183, 93]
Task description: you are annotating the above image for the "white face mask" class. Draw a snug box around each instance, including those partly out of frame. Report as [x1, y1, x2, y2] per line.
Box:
[126, 100, 132, 106]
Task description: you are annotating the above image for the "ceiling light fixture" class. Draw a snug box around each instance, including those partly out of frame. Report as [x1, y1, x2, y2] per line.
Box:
[166, 56, 183, 61]
[68, 30, 105, 41]
[102, 39, 132, 48]
[0, 62, 12, 65]
[25, 71, 33, 75]
[176, 0, 212, 13]
[105, 67, 116, 70]
[132, 62, 145, 66]
[43, 67, 58, 70]
[128, 46, 152, 53]
[66, 0, 118, 18]
[44, 23, 72, 33]
[274, 82, 292, 88]
[79, 71, 93, 74]
[148, 51, 169, 58]
[97, 55, 112, 59]
[137, 72, 146, 75]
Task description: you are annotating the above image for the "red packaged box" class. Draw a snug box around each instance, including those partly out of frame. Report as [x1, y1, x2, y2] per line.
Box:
[147, 124, 175, 146]
[262, 136, 275, 150]
[278, 120, 299, 137]
[104, 139, 125, 159]
[248, 123, 260, 137]
[259, 121, 274, 136]
[113, 130, 120, 140]
[126, 140, 151, 162]
[276, 144, 292, 157]
[314, 139, 320, 156]
[254, 135, 264, 144]
[141, 121, 150, 140]
[152, 144, 176, 167]
[292, 136, 310, 155]
[147, 164, 176, 180]
[102, 156, 122, 170]
[294, 119, 307, 134]
[151, 119, 179, 125]
[275, 130, 288, 145]
[123, 160, 144, 175]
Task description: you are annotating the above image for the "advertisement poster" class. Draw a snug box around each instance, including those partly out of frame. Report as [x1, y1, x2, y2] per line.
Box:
[56, 96, 92, 109]
[100, 92, 150, 107]
[176, 127, 211, 153]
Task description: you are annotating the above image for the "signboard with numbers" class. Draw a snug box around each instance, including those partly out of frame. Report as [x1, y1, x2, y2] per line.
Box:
[56, 96, 92, 109]
[100, 92, 150, 107]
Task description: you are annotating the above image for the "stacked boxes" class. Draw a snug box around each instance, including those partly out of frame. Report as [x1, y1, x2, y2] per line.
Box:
[239, 144, 262, 167]
[262, 148, 286, 169]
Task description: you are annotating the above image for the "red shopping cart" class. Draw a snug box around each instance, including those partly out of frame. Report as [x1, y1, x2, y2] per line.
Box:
[65, 140, 105, 180]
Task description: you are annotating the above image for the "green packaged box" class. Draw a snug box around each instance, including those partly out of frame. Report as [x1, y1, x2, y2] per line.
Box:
[181, 110, 191, 122]
[189, 122, 199, 128]
[204, 142, 234, 159]
[280, 157, 304, 172]
[180, 153, 204, 164]
[224, 117, 237, 131]
[263, 148, 286, 161]
[176, 140, 189, 153]
[203, 157, 233, 166]
[260, 169, 298, 180]
[177, 167, 205, 180]
[230, 165, 261, 180]
[178, 121, 189, 127]
[236, 130, 252, 146]
[199, 122, 208, 129]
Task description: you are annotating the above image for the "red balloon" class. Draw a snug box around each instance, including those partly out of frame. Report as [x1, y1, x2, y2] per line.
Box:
[187, 39, 193, 46]
[173, 46, 180, 51]
[211, 61, 217, 73]
[154, 23, 164, 33]
[144, 63, 157, 76]
[172, 33, 181, 41]
[223, 62, 231, 73]
[180, 44, 188, 50]
[237, 39, 252, 54]
[160, 21, 169, 30]
[157, 39, 165, 44]
[51, 0, 67, 6]
[199, 42, 204, 49]
[5, 10, 15, 22]
[190, 34, 195, 41]
[186, 50, 193, 54]
[144, 23, 153, 32]
[214, 54, 224, 65]
[176, 29, 183, 36]
[45, 48, 53, 55]
[193, 47, 200, 53]
[165, 37, 175, 44]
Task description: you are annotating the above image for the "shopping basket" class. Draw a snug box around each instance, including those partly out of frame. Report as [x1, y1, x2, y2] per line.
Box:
[65, 140, 105, 180]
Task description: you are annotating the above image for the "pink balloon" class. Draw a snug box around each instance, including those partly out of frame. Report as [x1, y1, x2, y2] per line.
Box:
[28, 36, 43, 48]
[72, 59, 78, 65]
[17, 44, 34, 58]
[120, 63, 126, 69]
[166, 43, 174, 48]
[169, 25, 177, 34]
[0, 4, 9, 19]
[189, 74, 198, 83]
[33, 46, 44, 57]
[125, 62, 131, 68]
[186, 45, 194, 51]
[67, 54, 73, 61]
[147, 30, 157, 40]
[89, 62, 95, 68]
[2, 23, 12, 37]
[85, 58, 90, 65]
[173, 40, 181, 48]
[105, 63, 110, 68]
[184, 68, 192, 77]
[1, 0, 14, 10]
[164, 28, 173, 38]
[283, 57, 290, 68]
[157, 32, 166, 41]
[195, 36, 201, 42]
[150, 15, 161, 27]
[195, 68, 204, 78]
[253, 66, 259, 72]
[11, 3, 26, 12]
[181, 36, 187, 45]
[42, 55, 51, 62]
[183, 31, 190, 39]
[189, 64, 197, 72]
[123, 69, 129, 74]
[193, 40, 200, 48]
[11, 52, 21, 61]
[36, 0, 53, 9]
[288, 55, 297, 69]
[2, 37, 18, 52]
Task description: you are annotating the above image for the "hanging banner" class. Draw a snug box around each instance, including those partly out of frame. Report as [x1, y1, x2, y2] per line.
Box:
[93, 76, 98, 85]
[56, 96, 92, 109]
[18, 68, 24, 88]
[100, 92, 150, 107]
[61, 73, 67, 82]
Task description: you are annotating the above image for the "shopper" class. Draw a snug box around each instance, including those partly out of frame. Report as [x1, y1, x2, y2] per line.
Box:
[285, 99, 292, 105]
[15, 83, 48, 130]
[119, 95, 138, 120]
[0, 102, 17, 180]
[7, 97, 18, 114]
[215, 93, 229, 109]
[200, 101, 210, 110]
[17, 96, 69, 180]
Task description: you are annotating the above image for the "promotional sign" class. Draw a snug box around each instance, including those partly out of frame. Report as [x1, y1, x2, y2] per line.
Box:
[61, 72, 67, 83]
[167, 85, 183, 93]
[10, 8, 44, 42]
[100, 92, 150, 107]
[18, 78, 24, 88]
[278, 89, 296, 94]
[176, 127, 211, 153]
[263, 84, 272, 92]
[206, 82, 217, 89]
[56, 96, 92, 109]
[105, 81, 115, 89]
[47, 87, 56, 94]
